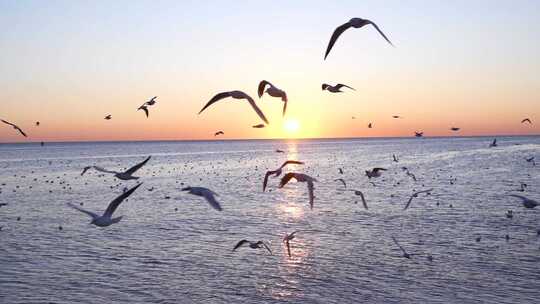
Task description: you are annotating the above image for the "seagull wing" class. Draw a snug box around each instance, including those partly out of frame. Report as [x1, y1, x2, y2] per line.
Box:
[263, 170, 274, 192]
[1, 119, 16, 127]
[67, 202, 99, 220]
[335, 178, 346, 187]
[245, 94, 269, 124]
[258, 80, 271, 98]
[336, 83, 356, 91]
[103, 183, 142, 217]
[521, 118, 532, 124]
[391, 236, 407, 255]
[280, 160, 305, 169]
[233, 240, 250, 251]
[324, 21, 352, 60]
[124, 156, 151, 175]
[307, 180, 315, 210]
[81, 166, 91, 176]
[282, 99, 288, 116]
[15, 126, 28, 137]
[285, 240, 291, 257]
[403, 193, 415, 210]
[373, 167, 387, 173]
[198, 92, 232, 114]
[93, 166, 119, 175]
[358, 191, 368, 210]
[366, 20, 394, 46]
[279, 172, 297, 188]
[508, 194, 527, 202]
[142, 106, 149, 117]
[261, 242, 273, 255]
[202, 190, 222, 211]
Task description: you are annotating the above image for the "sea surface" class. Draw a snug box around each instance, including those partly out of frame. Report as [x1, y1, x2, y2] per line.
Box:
[0, 136, 539, 304]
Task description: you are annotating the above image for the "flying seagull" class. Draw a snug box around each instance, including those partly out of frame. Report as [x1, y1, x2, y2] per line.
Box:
[35, 121, 40, 126]
[392, 115, 402, 119]
[199, 90, 269, 124]
[322, 83, 355, 93]
[403, 188, 433, 210]
[365, 167, 386, 179]
[368, 122, 373, 128]
[508, 194, 538, 209]
[66, 183, 142, 227]
[214, 131, 224, 136]
[283, 231, 301, 257]
[181, 186, 222, 211]
[81, 156, 151, 180]
[521, 118, 532, 124]
[450, 127, 460, 131]
[263, 160, 304, 192]
[414, 131, 424, 138]
[526, 156, 536, 166]
[104, 115, 112, 120]
[324, 17, 393, 60]
[275, 149, 285, 153]
[233, 240, 272, 255]
[1, 120, 27, 137]
[258, 80, 288, 116]
[489, 138, 497, 148]
[252, 124, 265, 128]
[392, 154, 399, 162]
[279, 173, 317, 209]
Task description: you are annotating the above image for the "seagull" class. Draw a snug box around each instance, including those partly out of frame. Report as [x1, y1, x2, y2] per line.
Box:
[450, 127, 460, 131]
[322, 83, 355, 93]
[405, 169, 417, 181]
[137, 105, 149, 118]
[252, 124, 265, 128]
[350, 190, 368, 210]
[391, 236, 415, 259]
[258, 80, 288, 116]
[233, 240, 272, 255]
[181, 186, 222, 211]
[283, 231, 301, 257]
[392, 115, 402, 119]
[368, 122, 373, 128]
[214, 131, 224, 136]
[279, 173, 317, 209]
[392, 154, 399, 162]
[335, 178, 347, 188]
[0, 203, 8, 208]
[35, 121, 40, 126]
[414, 131, 423, 137]
[66, 183, 142, 227]
[104, 115, 112, 120]
[263, 160, 304, 191]
[526, 157, 536, 166]
[521, 118, 532, 124]
[365, 168, 386, 179]
[324, 17, 393, 60]
[489, 138, 497, 147]
[1, 120, 27, 137]
[338, 168, 344, 174]
[199, 90, 269, 124]
[275, 149, 285, 153]
[82, 156, 151, 180]
[508, 194, 538, 209]
[403, 189, 433, 210]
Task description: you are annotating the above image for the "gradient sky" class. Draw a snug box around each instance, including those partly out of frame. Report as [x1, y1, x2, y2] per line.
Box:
[1, 0, 539, 142]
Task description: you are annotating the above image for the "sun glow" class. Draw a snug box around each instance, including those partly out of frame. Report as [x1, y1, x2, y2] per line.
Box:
[283, 119, 300, 134]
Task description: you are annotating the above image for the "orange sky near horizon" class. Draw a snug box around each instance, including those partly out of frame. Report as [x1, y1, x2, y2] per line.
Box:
[1, 1, 539, 143]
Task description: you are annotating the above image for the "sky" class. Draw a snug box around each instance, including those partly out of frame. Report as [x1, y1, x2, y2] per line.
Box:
[0, 0, 539, 142]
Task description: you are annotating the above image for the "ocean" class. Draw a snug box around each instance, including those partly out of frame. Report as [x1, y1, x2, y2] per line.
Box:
[1, 136, 539, 303]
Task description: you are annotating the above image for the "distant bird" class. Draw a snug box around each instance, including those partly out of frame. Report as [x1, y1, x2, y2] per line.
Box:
[350, 190, 368, 210]
[1, 120, 27, 137]
[489, 138, 497, 147]
[322, 83, 355, 93]
[521, 118, 532, 124]
[414, 131, 423, 138]
[405, 170, 417, 181]
[263, 160, 305, 191]
[508, 194, 538, 209]
[258, 80, 288, 116]
[335, 178, 347, 188]
[324, 17, 393, 60]
[104, 115, 112, 120]
[518, 183, 527, 192]
[137, 105, 149, 118]
[233, 240, 272, 255]
[392, 154, 399, 162]
[283, 231, 300, 257]
[368, 122, 373, 128]
[526, 156, 536, 166]
[275, 149, 285, 153]
[403, 189, 433, 210]
[82, 156, 151, 180]
[252, 124, 265, 128]
[392, 115, 402, 119]
[450, 127, 460, 131]
[338, 168, 344, 174]
[391, 236, 413, 259]
[181, 186, 222, 211]
[0, 203, 8, 208]
[365, 167, 386, 179]
[66, 183, 142, 227]
[35, 121, 40, 126]
[351, 116, 356, 120]
[279, 173, 317, 209]
[214, 131, 224, 136]
[506, 210, 513, 219]
[199, 90, 269, 124]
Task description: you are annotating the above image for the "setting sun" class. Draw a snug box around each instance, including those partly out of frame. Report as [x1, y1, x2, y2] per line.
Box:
[284, 119, 300, 134]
